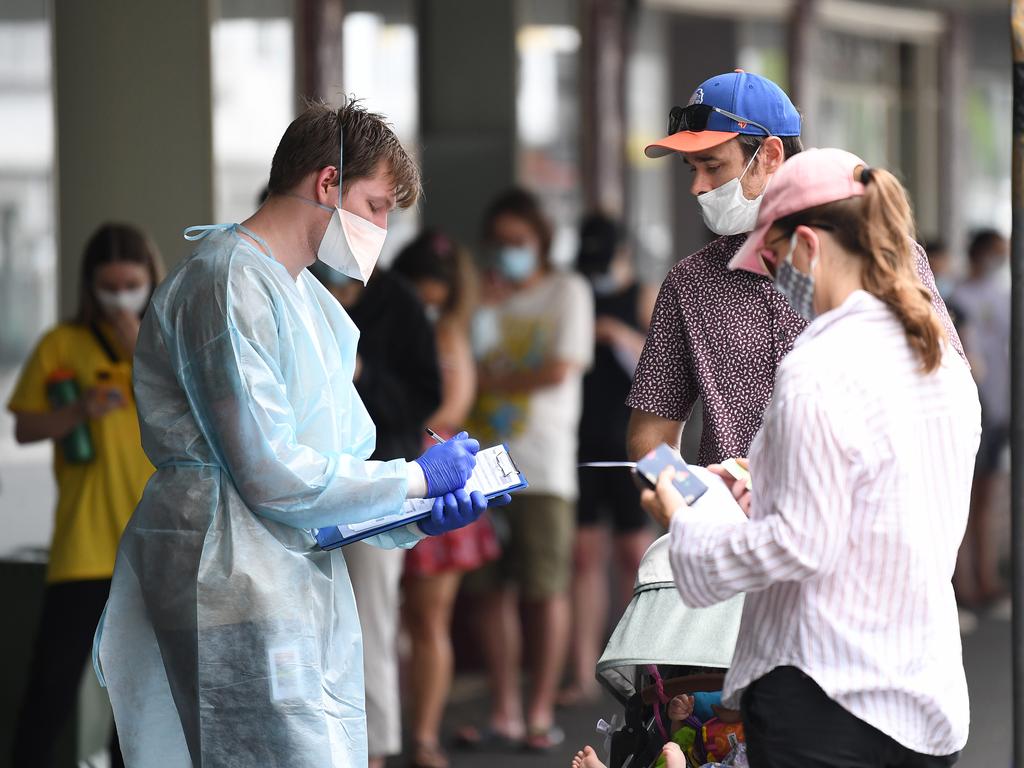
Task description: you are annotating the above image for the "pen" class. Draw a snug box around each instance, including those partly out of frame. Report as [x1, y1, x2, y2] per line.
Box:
[424, 427, 446, 445]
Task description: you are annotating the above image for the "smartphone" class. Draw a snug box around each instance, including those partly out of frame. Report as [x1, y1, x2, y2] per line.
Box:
[633, 443, 708, 505]
[720, 458, 752, 491]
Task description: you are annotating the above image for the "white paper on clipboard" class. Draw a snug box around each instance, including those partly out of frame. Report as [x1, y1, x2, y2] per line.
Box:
[313, 444, 528, 549]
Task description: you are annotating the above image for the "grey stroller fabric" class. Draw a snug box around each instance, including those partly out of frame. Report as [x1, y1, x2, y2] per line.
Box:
[596, 533, 743, 703]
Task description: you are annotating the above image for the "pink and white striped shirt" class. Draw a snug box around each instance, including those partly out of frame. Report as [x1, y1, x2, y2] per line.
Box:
[668, 290, 981, 756]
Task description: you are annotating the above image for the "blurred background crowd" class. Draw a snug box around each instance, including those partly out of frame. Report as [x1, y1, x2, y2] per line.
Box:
[0, 0, 1014, 766]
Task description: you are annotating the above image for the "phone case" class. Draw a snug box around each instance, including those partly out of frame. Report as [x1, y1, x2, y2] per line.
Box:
[633, 444, 708, 505]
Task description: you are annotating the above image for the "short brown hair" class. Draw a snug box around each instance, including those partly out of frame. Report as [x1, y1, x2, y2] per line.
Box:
[737, 133, 804, 164]
[267, 97, 421, 209]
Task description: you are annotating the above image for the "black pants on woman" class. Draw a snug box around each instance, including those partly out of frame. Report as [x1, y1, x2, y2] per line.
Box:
[10, 578, 124, 768]
[741, 666, 958, 768]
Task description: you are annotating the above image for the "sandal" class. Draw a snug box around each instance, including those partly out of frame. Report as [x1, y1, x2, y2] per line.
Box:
[410, 741, 449, 768]
[524, 724, 565, 752]
[453, 725, 523, 752]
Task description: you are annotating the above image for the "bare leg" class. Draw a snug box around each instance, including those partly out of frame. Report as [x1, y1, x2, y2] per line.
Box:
[404, 571, 462, 764]
[571, 745, 607, 768]
[562, 526, 608, 704]
[524, 592, 570, 743]
[971, 472, 1004, 600]
[613, 528, 655, 611]
[478, 587, 525, 736]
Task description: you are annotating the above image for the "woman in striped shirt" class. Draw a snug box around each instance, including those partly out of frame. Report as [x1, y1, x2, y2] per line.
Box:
[642, 148, 980, 767]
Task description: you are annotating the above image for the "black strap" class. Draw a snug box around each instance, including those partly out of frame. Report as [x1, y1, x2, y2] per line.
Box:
[89, 322, 120, 364]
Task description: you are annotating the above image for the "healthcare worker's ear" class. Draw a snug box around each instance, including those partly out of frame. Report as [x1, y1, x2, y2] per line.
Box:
[315, 166, 340, 208]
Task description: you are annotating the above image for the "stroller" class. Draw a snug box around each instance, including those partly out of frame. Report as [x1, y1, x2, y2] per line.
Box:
[594, 534, 745, 768]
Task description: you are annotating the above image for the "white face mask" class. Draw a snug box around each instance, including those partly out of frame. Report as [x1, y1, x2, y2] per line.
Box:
[697, 144, 767, 236]
[317, 206, 387, 285]
[309, 135, 388, 285]
[95, 285, 150, 315]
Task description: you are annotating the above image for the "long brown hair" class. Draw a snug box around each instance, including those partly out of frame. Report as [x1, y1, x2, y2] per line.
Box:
[391, 229, 479, 329]
[775, 167, 946, 373]
[75, 223, 165, 325]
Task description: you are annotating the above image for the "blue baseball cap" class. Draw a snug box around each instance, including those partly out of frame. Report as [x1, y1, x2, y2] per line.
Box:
[645, 69, 801, 158]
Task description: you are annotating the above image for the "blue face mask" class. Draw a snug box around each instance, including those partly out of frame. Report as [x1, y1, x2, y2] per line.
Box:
[497, 245, 538, 283]
[774, 233, 817, 321]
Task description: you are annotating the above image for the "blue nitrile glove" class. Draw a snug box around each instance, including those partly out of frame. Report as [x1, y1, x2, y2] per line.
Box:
[418, 489, 511, 536]
[414, 431, 480, 497]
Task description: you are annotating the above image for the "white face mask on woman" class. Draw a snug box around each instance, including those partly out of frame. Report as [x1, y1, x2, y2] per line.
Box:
[697, 144, 767, 236]
[95, 284, 151, 315]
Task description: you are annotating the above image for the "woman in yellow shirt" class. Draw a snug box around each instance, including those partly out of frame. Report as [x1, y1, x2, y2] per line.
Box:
[7, 222, 162, 768]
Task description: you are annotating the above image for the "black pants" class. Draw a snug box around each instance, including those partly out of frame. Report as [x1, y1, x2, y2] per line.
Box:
[741, 666, 959, 768]
[11, 579, 124, 768]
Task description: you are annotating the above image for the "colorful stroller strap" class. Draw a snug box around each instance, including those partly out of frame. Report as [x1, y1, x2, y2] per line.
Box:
[646, 664, 671, 742]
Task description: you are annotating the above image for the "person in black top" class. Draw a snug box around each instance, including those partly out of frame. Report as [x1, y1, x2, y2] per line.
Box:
[311, 261, 441, 768]
[560, 213, 656, 705]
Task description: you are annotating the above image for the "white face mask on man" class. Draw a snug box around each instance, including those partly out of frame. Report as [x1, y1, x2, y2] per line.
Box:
[697, 144, 767, 236]
[305, 139, 388, 285]
[318, 206, 387, 285]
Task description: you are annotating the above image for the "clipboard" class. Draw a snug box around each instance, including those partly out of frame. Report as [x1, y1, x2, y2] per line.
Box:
[314, 444, 529, 550]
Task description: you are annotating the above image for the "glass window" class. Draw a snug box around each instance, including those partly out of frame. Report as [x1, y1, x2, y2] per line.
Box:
[626, 7, 673, 282]
[965, 75, 1012, 233]
[211, 3, 295, 221]
[0, 0, 57, 551]
[813, 29, 901, 167]
[515, 0, 581, 268]
[343, 0, 419, 266]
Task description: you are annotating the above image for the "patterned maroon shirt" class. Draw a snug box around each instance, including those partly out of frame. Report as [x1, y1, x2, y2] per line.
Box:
[627, 234, 965, 465]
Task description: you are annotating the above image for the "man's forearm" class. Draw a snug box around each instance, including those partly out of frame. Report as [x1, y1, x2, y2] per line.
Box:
[626, 408, 684, 461]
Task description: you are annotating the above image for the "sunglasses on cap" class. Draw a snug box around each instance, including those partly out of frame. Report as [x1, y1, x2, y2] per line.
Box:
[667, 103, 772, 137]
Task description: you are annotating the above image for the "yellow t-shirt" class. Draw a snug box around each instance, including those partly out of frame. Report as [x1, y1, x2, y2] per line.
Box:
[7, 322, 154, 583]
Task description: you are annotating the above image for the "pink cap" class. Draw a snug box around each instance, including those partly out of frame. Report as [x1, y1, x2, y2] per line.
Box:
[729, 148, 869, 276]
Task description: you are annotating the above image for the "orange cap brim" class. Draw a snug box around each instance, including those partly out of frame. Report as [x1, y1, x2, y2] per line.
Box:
[644, 130, 740, 158]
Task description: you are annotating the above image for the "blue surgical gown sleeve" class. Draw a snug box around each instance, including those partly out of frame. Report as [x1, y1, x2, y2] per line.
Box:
[168, 251, 419, 543]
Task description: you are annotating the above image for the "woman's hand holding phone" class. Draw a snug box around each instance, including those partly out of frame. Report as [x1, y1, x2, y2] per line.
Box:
[707, 457, 752, 517]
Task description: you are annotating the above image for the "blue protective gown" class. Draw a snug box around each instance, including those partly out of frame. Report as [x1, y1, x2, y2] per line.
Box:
[95, 225, 422, 767]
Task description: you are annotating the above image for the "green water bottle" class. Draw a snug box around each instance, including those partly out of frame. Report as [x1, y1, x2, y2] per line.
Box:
[46, 369, 95, 463]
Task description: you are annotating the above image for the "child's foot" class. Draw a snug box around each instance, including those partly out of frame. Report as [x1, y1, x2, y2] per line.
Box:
[661, 742, 686, 768]
[570, 745, 606, 768]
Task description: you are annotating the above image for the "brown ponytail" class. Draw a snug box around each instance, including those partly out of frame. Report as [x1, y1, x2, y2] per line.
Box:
[857, 168, 945, 372]
[774, 167, 946, 373]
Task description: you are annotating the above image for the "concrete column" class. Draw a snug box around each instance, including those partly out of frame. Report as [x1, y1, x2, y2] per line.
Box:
[295, 0, 344, 104]
[52, 0, 214, 313]
[416, 0, 517, 249]
[580, 0, 629, 217]
[669, 13, 738, 259]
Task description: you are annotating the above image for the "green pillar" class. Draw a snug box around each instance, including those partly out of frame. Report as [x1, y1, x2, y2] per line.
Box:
[52, 0, 214, 315]
[417, 0, 517, 250]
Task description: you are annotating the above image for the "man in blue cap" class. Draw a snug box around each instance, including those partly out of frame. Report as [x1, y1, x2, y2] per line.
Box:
[625, 70, 962, 466]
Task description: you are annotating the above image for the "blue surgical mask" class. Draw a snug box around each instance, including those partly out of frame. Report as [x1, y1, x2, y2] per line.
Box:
[497, 245, 538, 283]
[774, 233, 817, 321]
[934, 275, 955, 300]
[587, 271, 620, 296]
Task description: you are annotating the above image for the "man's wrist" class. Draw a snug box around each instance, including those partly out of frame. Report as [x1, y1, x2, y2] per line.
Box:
[405, 461, 427, 498]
